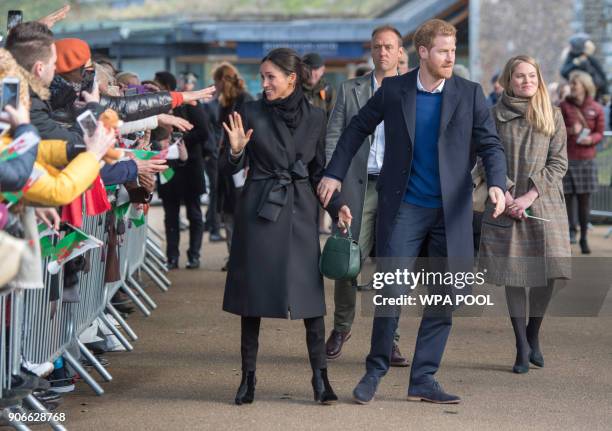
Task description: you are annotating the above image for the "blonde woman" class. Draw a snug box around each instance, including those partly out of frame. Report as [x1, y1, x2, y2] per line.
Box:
[478, 55, 571, 374]
[560, 71, 606, 253]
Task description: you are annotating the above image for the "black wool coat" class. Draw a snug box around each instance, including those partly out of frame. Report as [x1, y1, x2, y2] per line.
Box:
[222, 98, 342, 319]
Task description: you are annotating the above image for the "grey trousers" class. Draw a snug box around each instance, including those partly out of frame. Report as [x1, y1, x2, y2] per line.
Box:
[332, 179, 400, 342]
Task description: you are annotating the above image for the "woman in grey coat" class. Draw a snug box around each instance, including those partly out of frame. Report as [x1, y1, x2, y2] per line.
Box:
[222, 48, 350, 405]
[478, 55, 571, 374]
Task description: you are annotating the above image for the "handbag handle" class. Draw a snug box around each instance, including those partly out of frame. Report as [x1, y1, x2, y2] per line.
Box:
[339, 221, 353, 240]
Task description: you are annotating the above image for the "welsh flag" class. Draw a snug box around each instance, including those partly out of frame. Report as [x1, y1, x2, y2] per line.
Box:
[1, 191, 22, 205]
[38, 223, 59, 259]
[22, 166, 45, 193]
[124, 143, 179, 161]
[113, 185, 131, 219]
[0, 131, 39, 162]
[159, 167, 175, 184]
[47, 225, 103, 274]
[1, 166, 45, 206]
[128, 204, 146, 227]
[125, 148, 158, 160]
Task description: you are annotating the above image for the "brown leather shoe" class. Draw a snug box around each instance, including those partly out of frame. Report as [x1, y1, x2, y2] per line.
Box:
[390, 343, 409, 367]
[326, 330, 351, 359]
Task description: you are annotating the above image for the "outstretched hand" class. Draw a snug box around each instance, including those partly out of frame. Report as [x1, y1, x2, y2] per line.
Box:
[39, 5, 70, 29]
[222, 112, 253, 156]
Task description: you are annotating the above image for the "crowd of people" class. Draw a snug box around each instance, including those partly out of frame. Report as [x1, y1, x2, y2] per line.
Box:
[0, 9, 215, 410]
[1, 4, 610, 414]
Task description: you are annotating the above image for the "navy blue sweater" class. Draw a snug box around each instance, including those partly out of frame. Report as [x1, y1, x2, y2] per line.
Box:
[404, 90, 443, 208]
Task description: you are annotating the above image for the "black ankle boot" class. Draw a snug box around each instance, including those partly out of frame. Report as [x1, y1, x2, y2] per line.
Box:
[235, 371, 256, 405]
[580, 238, 591, 254]
[311, 368, 338, 405]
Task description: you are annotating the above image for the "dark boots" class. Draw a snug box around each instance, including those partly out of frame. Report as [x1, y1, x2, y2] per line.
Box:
[234, 371, 256, 405]
[311, 368, 338, 405]
[234, 369, 337, 405]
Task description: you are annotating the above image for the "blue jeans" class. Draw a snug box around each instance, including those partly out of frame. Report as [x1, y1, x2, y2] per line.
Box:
[365, 202, 453, 385]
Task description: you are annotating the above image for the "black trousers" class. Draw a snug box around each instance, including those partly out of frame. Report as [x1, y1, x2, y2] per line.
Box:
[161, 194, 204, 261]
[204, 156, 220, 233]
[240, 316, 326, 372]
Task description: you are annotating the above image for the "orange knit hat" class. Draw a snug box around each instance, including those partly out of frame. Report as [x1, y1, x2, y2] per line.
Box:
[55, 38, 91, 74]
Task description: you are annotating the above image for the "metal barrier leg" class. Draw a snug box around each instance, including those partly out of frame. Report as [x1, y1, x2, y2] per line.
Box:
[147, 226, 165, 242]
[63, 351, 104, 396]
[146, 236, 165, 255]
[146, 241, 167, 266]
[120, 282, 151, 317]
[127, 275, 157, 310]
[99, 314, 133, 352]
[23, 395, 67, 431]
[105, 304, 138, 341]
[146, 252, 170, 275]
[148, 259, 171, 287]
[77, 340, 112, 382]
[142, 261, 170, 292]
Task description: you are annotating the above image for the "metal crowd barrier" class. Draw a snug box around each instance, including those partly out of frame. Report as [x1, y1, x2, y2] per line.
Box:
[591, 136, 612, 238]
[1, 198, 171, 430]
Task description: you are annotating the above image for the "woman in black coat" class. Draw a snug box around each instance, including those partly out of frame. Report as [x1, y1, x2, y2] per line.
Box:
[222, 48, 351, 406]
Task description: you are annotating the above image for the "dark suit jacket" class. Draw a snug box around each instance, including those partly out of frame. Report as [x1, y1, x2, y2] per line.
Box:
[325, 68, 507, 259]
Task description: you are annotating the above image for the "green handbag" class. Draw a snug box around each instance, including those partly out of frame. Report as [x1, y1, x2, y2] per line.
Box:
[319, 224, 361, 281]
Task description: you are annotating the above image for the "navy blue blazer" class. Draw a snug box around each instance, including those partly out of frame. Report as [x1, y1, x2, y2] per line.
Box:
[325, 68, 507, 259]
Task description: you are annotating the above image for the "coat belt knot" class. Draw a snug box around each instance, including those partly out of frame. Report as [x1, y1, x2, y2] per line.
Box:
[251, 160, 309, 222]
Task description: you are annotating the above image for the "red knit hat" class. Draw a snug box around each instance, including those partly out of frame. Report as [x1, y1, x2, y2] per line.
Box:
[55, 38, 91, 74]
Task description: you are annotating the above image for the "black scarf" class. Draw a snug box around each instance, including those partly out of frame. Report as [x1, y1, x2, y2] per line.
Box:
[263, 85, 304, 134]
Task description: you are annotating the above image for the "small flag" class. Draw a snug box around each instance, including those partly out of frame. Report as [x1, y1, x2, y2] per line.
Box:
[128, 205, 146, 227]
[160, 167, 175, 184]
[38, 223, 59, 239]
[124, 149, 158, 160]
[38, 223, 60, 259]
[21, 166, 45, 193]
[1, 166, 45, 205]
[160, 143, 180, 160]
[124, 143, 179, 160]
[132, 213, 146, 227]
[1, 191, 23, 205]
[47, 226, 103, 274]
[0, 131, 39, 162]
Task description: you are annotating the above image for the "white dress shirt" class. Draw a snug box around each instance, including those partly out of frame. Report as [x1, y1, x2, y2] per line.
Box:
[416, 69, 445, 93]
[367, 74, 386, 175]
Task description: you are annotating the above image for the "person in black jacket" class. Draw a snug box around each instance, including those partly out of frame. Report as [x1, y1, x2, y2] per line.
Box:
[155, 72, 209, 270]
[561, 33, 609, 102]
